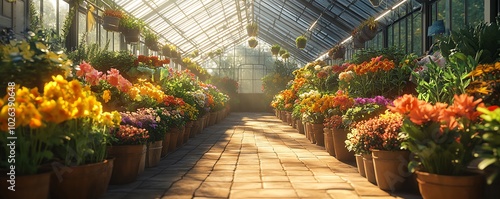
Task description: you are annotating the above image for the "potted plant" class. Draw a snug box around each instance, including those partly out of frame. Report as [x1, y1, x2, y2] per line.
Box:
[296, 35, 307, 49]
[328, 45, 345, 60]
[246, 22, 258, 37]
[143, 29, 159, 51]
[107, 123, 149, 184]
[279, 49, 286, 56]
[354, 110, 410, 191]
[369, 0, 382, 7]
[248, 37, 258, 48]
[389, 94, 485, 199]
[281, 51, 290, 59]
[358, 17, 379, 42]
[119, 15, 143, 43]
[102, 8, 124, 32]
[271, 44, 281, 56]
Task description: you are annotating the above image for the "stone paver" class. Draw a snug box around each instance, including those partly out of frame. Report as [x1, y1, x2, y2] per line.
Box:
[101, 112, 421, 199]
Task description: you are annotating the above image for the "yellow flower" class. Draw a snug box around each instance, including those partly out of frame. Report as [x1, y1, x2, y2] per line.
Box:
[103, 90, 111, 103]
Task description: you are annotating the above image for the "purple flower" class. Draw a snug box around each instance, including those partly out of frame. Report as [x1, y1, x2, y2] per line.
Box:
[354, 96, 392, 106]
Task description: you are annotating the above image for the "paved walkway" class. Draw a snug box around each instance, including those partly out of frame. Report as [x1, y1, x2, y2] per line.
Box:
[102, 112, 421, 199]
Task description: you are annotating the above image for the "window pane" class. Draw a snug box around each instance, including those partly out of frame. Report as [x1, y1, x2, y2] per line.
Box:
[413, 13, 422, 55]
[451, 0, 465, 31]
[42, 0, 57, 29]
[467, 0, 484, 27]
[401, 19, 407, 53]
[388, 25, 393, 47]
[59, 1, 69, 33]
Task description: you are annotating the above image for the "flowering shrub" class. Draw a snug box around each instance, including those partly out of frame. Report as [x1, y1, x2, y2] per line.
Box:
[120, 108, 163, 142]
[342, 96, 392, 128]
[342, 55, 412, 98]
[389, 94, 484, 175]
[474, 105, 500, 184]
[323, 115, 344, 129]
[346, 111, 404, 154]
[110, 125, 149, 145]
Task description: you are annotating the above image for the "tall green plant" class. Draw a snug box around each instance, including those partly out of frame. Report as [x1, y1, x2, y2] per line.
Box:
[413, 52, 476, 104]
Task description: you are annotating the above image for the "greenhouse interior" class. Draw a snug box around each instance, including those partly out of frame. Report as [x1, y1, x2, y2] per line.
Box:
[1, 0, 500, 199]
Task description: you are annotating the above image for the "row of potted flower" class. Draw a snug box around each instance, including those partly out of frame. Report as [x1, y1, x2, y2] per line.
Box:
[271, 44, 500, 198]
[0, 34, 230, 199]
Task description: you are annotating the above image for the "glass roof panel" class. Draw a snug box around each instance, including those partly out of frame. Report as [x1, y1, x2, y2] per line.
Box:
[113, 0, 413, 63]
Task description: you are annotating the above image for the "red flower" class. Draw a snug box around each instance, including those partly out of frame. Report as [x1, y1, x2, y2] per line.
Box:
[488, 105, 499, 111]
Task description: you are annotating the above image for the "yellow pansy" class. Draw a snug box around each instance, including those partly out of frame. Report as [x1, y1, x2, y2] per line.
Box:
[103, 90, 111, 103]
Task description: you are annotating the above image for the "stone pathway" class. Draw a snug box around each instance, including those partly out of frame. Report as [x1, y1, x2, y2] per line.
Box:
[102, 112, 422, 199]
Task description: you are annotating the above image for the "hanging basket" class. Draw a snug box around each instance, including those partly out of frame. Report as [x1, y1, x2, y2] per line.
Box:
[359, 23, 379, 42]
[271, 46, 281, 56]
[353, 35, 365, 49]
[248, 38, 258, 48]
[121, 28, 140, 43]
[369, 0, 383, 7]
[246, 22, 258, 37]
[102, 16, 121, 32]
[296, 36, 307, 49]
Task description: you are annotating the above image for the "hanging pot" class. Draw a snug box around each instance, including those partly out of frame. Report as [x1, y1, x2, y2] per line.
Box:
[248, 39, 258, 48]
[332, 47, 345, 60]
[121, 28, 140, 43]
[353, 35, 365, 49]
[359, 24, 379, 42]
[296, 40, 306, 49]
[369, 0, 383, 7]
[102, 16, 121, 32]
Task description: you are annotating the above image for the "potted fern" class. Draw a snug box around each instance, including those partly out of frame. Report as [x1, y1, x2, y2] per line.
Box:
[296, 35, 307, 49]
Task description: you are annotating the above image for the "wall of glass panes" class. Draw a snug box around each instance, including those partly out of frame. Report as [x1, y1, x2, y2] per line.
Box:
[32, 0, 128, 52]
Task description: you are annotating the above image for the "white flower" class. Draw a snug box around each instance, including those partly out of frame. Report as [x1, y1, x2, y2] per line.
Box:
[314, 65, 321, 71]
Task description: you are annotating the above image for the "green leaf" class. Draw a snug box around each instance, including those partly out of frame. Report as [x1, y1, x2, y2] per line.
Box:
[478, 158, 497, 170]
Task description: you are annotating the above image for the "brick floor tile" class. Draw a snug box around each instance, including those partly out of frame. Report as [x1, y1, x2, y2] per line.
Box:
[263, 182, 293, 189]
[295, 189, 331, 198]
[292, 182, 354, 190]
[233, 175, 262, 182]
[350, 181, 392, 196]
[194, 182, 231, 198]
[230, 189, 298, 198]
[288, 176, 318, 182]
[261, 175, 289, 182]
[231, 182, 262, 189]
[327, 190, 361, 199]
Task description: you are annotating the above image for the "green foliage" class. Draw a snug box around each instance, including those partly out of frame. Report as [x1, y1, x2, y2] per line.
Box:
[474, 107, 500, 184]
[439, 16, 500, 64]
[413, 52, 475, 104]
[119, 15, 143, 30]
[89, 50, 136, 75]
[350, 47, 405, 64]
[68, 40, 110, 65]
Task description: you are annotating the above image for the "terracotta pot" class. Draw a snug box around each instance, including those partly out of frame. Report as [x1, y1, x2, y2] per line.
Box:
[50, 159, 114, 199]
[371, 150, 410, 191]
[184, 122, 193, 143]
[161, 132, 171, 157]
[189, 120, 197, 138]
[102, 16, 121, 32]
[355, 154, 366, 177]
[332, 128, 355, 161]
[0, 171, 51, 199]
[306, 122, 314, 143]
[297, 120, 305, 134]
[107, 145, 146, 184]
[146, 141, 163, 168]
[286, 112, 292, 126]
[209, 112, 218, 126]
[311, 123, 324, 146]
[177, 125, 185, 147]
[324, 128, 335, 156]
[363, 154, 377, 184]
[416, 171, 484, 199]
[291, 118, 296, 128]
[169, 128, 179, 152]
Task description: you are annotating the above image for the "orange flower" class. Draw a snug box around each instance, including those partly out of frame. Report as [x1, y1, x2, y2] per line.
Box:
[388, 94, 420, 114]
[447, 94, 484, 121]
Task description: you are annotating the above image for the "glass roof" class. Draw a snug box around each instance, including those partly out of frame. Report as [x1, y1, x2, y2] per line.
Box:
[114, 0, 416, 63]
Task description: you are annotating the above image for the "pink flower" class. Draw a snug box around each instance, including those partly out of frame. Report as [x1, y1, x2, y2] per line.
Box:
[107, 68, 121, 86]
[77, 61, 93, 77]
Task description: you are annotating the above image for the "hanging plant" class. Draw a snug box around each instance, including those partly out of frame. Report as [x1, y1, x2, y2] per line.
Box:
[356, 17, 379, 42]
[143, 29, 159, 50]
[281, 51, 290, 59]
[369, 0, 384, 7]
[353, 35, 365, 49]
[162, 44, 173, 56]
[246, 22, 258, 37]
[248, 37, 258, 48]
[102, 8, 124, 32]
[119, 15, 143, 43]
[270, 44, 281, 56]
[279, 49, 286, 56]
[296, 35, 307, 49]
[328, 45, 345, 60]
